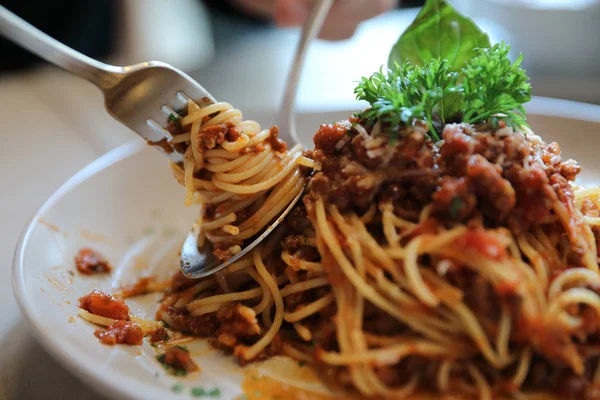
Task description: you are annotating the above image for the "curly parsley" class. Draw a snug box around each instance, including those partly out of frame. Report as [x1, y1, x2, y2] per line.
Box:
[355, 0, 531, 142]
[461, 43, 531, 130]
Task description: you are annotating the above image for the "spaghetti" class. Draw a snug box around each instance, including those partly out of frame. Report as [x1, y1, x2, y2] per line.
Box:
[166, 100, 309, 261]
[158, 104, 600, 399]
[83, 99, 600, 399]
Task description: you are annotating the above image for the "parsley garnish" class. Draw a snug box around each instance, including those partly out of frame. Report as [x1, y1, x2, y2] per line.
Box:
[172, 383, 184, 393]
[355, 59, 460, 141]
[191, 387, 221, 397]
[355, 0, 531, 142]
[169, 113, 182, 126]
[156, 354, 187, 376]
[191, 388, 206, 397]
[461, 43, 531, 130]
[449, 196, 464, 220]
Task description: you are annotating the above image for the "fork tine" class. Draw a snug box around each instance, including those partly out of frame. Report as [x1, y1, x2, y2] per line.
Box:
[147, 119, 173, 141]
[162, 105, 179, 118]
[177, 92, 191, 104]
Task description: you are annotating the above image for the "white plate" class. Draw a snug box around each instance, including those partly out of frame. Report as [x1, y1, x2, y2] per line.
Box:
[12, 99, 600, 400]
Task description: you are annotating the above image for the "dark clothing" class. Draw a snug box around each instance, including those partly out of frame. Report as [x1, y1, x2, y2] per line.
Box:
[0, 0, 116, 71]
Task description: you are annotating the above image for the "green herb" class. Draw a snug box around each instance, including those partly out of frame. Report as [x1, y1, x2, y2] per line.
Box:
[169, 113, 182, 126]
[157, 354, 187, 376]
[191, 387, 221, 397]
[461, 42, 531, 130]
[389, 0, 490, 71]
[172, 383, 185, 393]
[162, 321, 171, 329]
[298, 360, 308, 367]
[150, 343, 157, 348]
[175, 345, 188, 352]
[355, 59, 461, 140]
[355, 0, 530, 142]
[449, 196, 463, 219]
[490, 116, 501, 130]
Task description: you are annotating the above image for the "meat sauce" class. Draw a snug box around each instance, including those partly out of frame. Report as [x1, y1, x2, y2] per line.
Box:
[158, 347, 199, 375]
[309, 121, 581, 236]
[119, 277, 155, 298]
[455, 229, 507, 260]
[94, 321, 143, 345]
[150, 327, 170, 343]
[74, 248, 112, 275]
[78, 290, 129, 320]
[267, 126, 287, 153]
[199, 122, 240, 149]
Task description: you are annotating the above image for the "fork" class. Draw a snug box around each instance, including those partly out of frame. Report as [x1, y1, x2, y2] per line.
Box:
[0, 1, 333, 279]
[0, 5, 214, 164]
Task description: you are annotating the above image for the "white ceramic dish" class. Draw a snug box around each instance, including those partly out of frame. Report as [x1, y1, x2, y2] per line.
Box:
[12, 98, 600, 400]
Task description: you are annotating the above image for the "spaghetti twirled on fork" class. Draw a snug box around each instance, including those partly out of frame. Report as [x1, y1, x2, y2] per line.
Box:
[167, 100, 311, 261]
[150, 100, 600, 399]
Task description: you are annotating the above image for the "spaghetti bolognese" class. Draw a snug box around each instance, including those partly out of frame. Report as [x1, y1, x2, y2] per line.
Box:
[76, 0, 600, 398]
[79, 99, 600, 399]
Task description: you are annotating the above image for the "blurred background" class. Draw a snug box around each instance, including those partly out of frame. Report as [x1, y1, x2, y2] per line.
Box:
[0, 0, 599, 399]
[0, 0, 599, 150]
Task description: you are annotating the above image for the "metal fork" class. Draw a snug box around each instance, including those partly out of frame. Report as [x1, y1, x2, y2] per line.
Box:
[0, 5, 213, 164]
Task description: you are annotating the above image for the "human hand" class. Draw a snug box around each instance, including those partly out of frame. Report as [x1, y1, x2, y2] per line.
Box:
[230, 0, 399, 40]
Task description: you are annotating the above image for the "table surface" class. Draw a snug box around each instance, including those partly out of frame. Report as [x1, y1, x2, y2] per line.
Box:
[1, 8, 599, 400]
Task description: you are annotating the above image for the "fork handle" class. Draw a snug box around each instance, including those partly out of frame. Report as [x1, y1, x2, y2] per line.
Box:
[279, 0, 333, 143]
[0, 6, 122, 89]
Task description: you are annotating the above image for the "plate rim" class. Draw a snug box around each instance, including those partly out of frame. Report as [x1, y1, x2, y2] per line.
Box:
[11, 97, 600, 400]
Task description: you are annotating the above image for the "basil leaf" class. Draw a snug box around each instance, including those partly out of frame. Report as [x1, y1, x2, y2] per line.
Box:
[388, 0, 491, 71]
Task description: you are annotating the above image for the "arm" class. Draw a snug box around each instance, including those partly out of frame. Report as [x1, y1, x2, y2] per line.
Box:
[204, 0, 425, 40]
